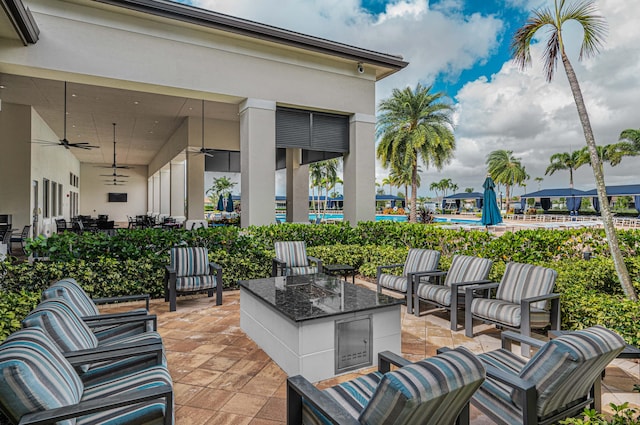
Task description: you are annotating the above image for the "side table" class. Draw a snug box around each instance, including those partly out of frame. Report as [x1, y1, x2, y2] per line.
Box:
[324, 264, 356, 284]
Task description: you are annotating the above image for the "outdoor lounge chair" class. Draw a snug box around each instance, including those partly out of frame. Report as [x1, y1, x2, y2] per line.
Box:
[377, 248, 441, 314]
[414, 255, 493, 330]
[287, 347, 485, 425]
[471, 326, 625, 425]
[272, 241, 323, 277]
[464, 262, 559, 356]
[0, 327, 173, 425]
[9, 224, 30, 255]
[165, 247, 223, 312]
[22, 298, 166, 385]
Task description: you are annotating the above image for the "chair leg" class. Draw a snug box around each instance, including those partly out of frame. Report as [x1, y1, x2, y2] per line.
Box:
[464, 290, 474, 338]
[521, 307, 531, 357]
[287, 379, 303, 425]
[456, 403, 470, 425]
[406, 274, 413, 314]
[169, 279, 177, 312]
[216, 267, 223, 305]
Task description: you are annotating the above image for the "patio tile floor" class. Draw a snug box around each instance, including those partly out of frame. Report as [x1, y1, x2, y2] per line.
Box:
[103, 278, 639, 424]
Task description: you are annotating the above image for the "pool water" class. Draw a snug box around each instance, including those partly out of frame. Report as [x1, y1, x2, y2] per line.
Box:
[275, 213, 481, 224]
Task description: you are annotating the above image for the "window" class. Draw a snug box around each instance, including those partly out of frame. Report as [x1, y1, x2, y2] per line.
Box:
[58, 183, 63, 217]
[51, 182, 58, 217]
[43, 178, 50, 218]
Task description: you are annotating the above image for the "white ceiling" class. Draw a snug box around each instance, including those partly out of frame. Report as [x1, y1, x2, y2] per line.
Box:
[0, 72, 240, 165]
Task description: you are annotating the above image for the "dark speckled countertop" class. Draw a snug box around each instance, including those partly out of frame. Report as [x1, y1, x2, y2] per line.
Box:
[238, 274, 404, 322]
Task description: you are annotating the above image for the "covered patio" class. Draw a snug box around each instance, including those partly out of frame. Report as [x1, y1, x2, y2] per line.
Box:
[103, 280, 640, 424]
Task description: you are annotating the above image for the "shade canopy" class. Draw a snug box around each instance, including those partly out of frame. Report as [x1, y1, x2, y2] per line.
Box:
[217, 194, 224, 211]
[226, 192, 234, 212]
[481, 177, 502, 226]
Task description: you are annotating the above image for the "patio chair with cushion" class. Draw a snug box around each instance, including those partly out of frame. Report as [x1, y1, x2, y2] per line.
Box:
[377, 248, 441, 314]
[41, 277, 156, 339]
[22, 298, 166, 385]
[0, 327, 173, 425]
[471, 326, 625, 425]
[165, 247, 223, 312]
[464, 262, 560, 356]
[273, 241, 323, 277]
[9, 224, 30, 255]
[287, 346, 485, 425]
[414, 255, 493, 330]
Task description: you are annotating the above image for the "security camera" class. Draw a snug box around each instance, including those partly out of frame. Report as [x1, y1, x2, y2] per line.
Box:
[357, 62, 364, 74]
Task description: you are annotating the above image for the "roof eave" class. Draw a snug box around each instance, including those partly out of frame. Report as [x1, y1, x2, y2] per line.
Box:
[1, 0, 39, 45]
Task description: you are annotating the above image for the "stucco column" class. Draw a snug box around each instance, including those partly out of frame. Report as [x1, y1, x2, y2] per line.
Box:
[147, 177, 153, 214]
[152, 173, 160, 214]
[343, 113, 376, 224]
[186, 154, 205, 220]
[170, 161, 186, 218]
[286, 148, 309, 223]
[160, 167, 170, 215]
[239, 99, 276, 227]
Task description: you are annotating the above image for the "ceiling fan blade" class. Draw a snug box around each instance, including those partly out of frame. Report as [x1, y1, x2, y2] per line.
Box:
[99, 173, 129, 177]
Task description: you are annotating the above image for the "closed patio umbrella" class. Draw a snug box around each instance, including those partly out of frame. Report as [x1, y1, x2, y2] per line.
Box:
[226, 193, 234, 212]
[217, 194, 224, 211]
[481, 176, 502, 226]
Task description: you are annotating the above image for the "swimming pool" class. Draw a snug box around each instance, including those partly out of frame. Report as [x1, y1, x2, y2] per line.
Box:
[275, 213, 482, 224]
[433, 217, 482, 224]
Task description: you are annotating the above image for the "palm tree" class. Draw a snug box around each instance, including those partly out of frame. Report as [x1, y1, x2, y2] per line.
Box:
[376, 83, 456, 222]
[619, 128, 640, 152]
[309, 162, 323, 214]
[486, 150, 528, 212]
[512, 0, 636, 300]
[381, 176, 394, 195]
[321, 159, 341, 215]
[534, 177, 544, 190]
[464, 187, 474, 193]
[207, 176, 236, 205]
[576, 143, 637, 169]
[545, 150, 582, 188]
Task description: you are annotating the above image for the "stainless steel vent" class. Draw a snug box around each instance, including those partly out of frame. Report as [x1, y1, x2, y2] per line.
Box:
[335, 316, 372, 374]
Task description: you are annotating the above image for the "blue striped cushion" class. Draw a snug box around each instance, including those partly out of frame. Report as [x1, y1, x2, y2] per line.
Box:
[275, 241, 309, 267]
[23, 299, 99, 353]
[443, 255, 493, 287]
[302, 372, 384, 424]
[288, 266, 318, 276]
[359, 347, 485, 425]
[496, 263, 557, 310]
[175, 274, 217, 292]
[0, 328, 83, 425]
[469, 299, 551, 328]
[516, 326, 625, 417]
[378, 274, 409, 292]
[402, 249, 440, 275]
[77, 366, 172, 425]
[42, 278, 100, 316]
[170, 247, 209, 278]
[415, 284, 451, 306]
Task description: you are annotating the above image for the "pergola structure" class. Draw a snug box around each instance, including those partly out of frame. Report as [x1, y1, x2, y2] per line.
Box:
[0, 0, 408, 236]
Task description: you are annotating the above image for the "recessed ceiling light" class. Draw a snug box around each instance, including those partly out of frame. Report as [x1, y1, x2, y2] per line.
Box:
[0, 85, 5, 89]
[133, 101, 140, 105]
[71, 93, 77, 97]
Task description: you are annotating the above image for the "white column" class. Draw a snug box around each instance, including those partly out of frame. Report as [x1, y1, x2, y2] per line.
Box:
[147, 177, 153, 215]
[186, 154, 205, 220]
[152, 173, 160, 214]
[170, 161, 186, 219]
[344, 113, 376, 224]
[160, 167, 170, 215]
[239, 99, 276, 227]
[286, 148, 309, 223]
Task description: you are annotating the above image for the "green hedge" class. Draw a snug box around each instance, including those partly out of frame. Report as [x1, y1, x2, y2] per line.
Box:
[1, 223, 639, 344]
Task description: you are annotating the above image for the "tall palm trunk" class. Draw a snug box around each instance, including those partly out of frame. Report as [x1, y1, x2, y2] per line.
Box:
[561, 49, 637, 301]
[410, 158, 418, 222]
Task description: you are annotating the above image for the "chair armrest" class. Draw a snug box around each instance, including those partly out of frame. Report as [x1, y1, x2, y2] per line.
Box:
[500, 331, 546, 351]
[483, 364, 536, 395]
[411, 270, 445, 284]
[19, 384, 173, 425]
[93, 294, 150, 311]
[64, 341, 164, 366]
[82, 310, 148, 322]
[307, 256, 323, 273]
[272, 258, 286, 277]
[378, 350, 411, 373]
[377, 264, 405, 272]
[521, 292, 560, 304]
[287, 376, 360, 425]
[83, 314, 158, 332]
[209, 261, 223, 273]
[450, 279, 493, 291]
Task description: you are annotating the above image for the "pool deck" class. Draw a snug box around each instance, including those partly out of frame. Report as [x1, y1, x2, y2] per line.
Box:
[102, 277, 639, 424]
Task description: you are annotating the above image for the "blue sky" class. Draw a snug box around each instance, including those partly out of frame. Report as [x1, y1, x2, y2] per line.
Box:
[174, 0, 640, 196]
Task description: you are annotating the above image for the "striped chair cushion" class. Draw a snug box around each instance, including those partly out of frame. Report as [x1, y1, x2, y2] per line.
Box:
[77, 366, 172, 425]
[516, 326, 625, 417]
[302, 372, 384, 424]
[288, 266, 319, 276]
[359, 347, 485, 425]
[469, 298, 551, 328]
[415, 284, 451, 306]
[23, 298, 99, 353]
[402, 249, 440, 276]
[496, 263, 557, 310]
[175, 274, 218, 292]
[443, 255, 493, 287]
[42, 278, 100, 316]
[275, 241, 310, 268]
[378, 274, 409, 293]
[0, 328, 83, 425]
[170, 247, 210, 278]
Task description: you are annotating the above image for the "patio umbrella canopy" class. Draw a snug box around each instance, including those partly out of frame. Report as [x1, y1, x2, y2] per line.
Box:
[217, 194, 224, 211]
[226, 193, 234, 212]
[481, 176, 503, 226]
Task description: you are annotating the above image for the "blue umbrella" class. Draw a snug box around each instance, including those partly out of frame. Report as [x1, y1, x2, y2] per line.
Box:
[226, 192, 234, 212]
[217, 194, 224, 211]
[481, 176, 503, 226]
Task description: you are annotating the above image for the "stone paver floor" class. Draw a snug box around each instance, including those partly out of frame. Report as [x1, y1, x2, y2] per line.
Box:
[103, 279, 639, 424]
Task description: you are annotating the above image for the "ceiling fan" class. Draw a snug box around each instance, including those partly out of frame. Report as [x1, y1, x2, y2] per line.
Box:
[33, 81, 100, 150]
[187, 99, 215, 158]
[104, 177, 127, 186]
[99, 123, 132, 170]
